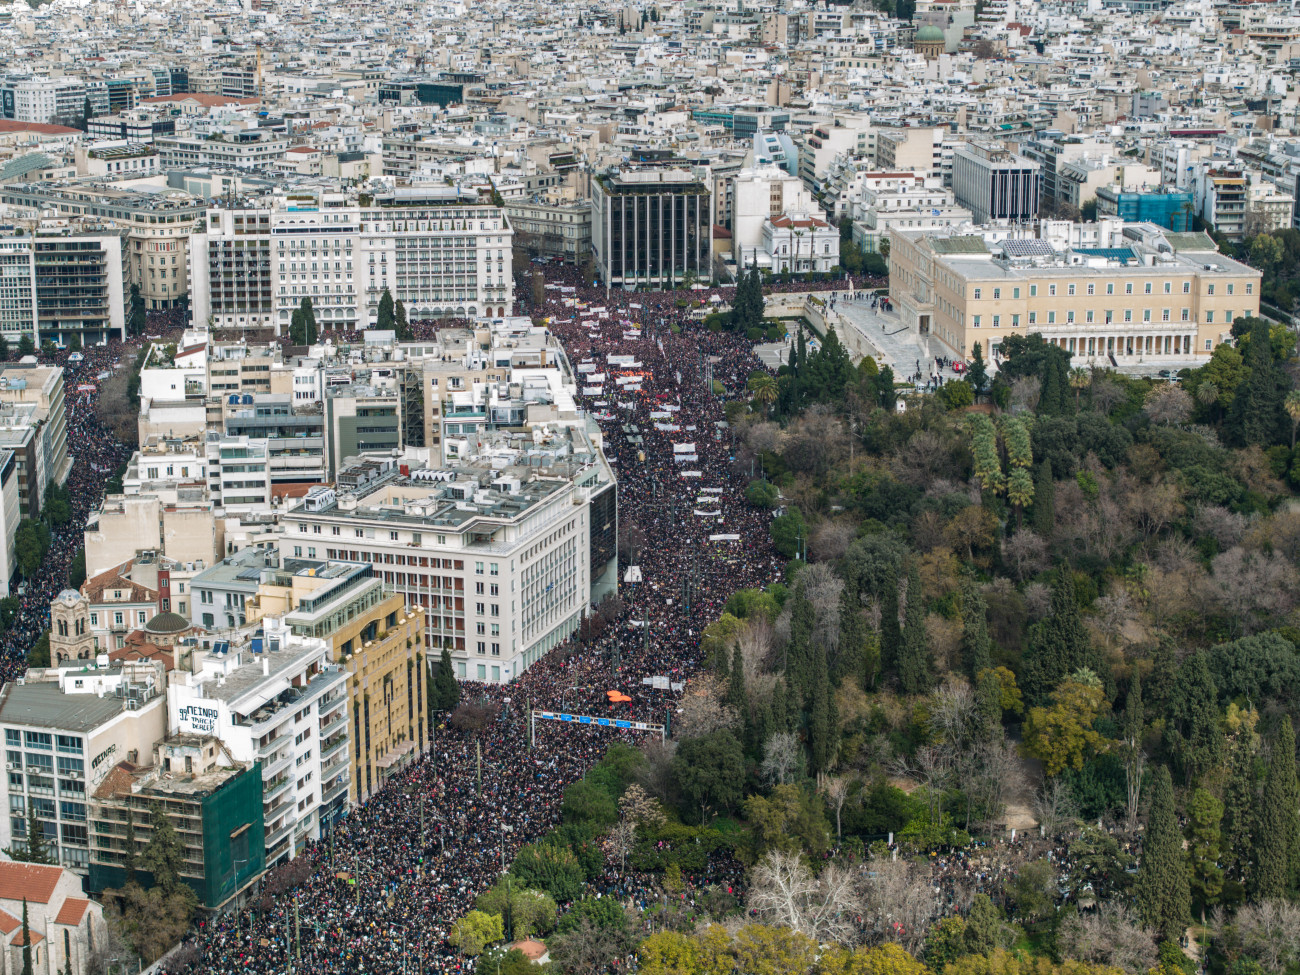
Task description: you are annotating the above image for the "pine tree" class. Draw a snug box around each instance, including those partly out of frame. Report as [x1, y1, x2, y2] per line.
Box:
[377, 288, 395, 331]
[1032, 459, 1055, 537]
[808, 646, 833, 772]
[964, 893, 1002, 954]
[1228, 319, 1286, 447]
[395, 299, 410, 341]
[880, 569, 901, 680]
[1252, 720, 1298, 900]
[1135, 766, 1190, 943]
[898, 562, 930, 694]
[960, 579, 991, 677]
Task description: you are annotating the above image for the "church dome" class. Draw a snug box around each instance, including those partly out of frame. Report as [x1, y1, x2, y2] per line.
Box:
[915, 25, 945, 41]
[144, 612, 191, 635]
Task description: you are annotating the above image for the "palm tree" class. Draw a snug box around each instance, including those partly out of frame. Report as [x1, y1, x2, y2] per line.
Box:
[1069, 367, 1089, 410]
[747, 372, 778, 417]
[1007, 466, 1035, 527]
[1286, 390, 1300, 449]
[1195, 380, 1219, 420]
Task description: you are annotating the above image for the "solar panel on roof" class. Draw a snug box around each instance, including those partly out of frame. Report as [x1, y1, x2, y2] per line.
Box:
[1002, 239, 1055, 257]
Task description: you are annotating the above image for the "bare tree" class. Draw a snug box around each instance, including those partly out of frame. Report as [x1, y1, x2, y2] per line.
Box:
[1091, 588, 1136, 649]
[972, 739, 1026, 832]
[1057, 904, 1157, 973]
[1193, 504, 1252, 550]
[810, 520, 857, 563]
[797, 562, 845, 653]
[930, 678, 978, 753]
[745, 421, 785, 456]
[608, 820, 637, 872]
[637, 738, 678, 802]
[1009, 376, 1041, 413]
[1089, 374, 1127, 415]
[735, 617, 777, 689]
[1232, 899, 1300, 973]
[821, 776, 854, 842]
[1143, 383, 1192, 425]
[862, 856, 940, 951]
[1033, 777, 1079, 834]
[675, 676, 739, 739]
[892, 745, 953, 826]
[1206, 546, 1300, 636]
[1002, 531, 1050, 582]
[619, 783, 666, 827]
[747, 850, 862, 944]
[761, 732, 802, 787]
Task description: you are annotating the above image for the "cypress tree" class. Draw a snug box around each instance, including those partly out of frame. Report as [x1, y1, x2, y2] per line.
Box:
[960, 579, 991, 677]
[1032, 459, 1055, 538]
[1039, 355, 1064, 415]
[20, 899, 31, 975]
[1135, 766, 1190, 943]
[968, 342, 988, 401]
[808, 646, 833, 772]
[1252, 720, 1298, 899]
[727, 644, 746, 711]
[898, 562, 930, 694]
[835, 588, 866, 687]
[298, 297, 316, 345]
[1220, 735, 1256, 890]
[880, 569, 901, 680]
[975, 668, 1003, 742]
[123, 809, 137, 886]
[377, 288, 395, 331]
[432, 646, 461, 713]
[1020, 569, 1095, 705]
[786, 584, 815, 697]
[24, 801, 50, 865]
[1228, 319, 1285, 447]
[1165, 652, 1224, 787]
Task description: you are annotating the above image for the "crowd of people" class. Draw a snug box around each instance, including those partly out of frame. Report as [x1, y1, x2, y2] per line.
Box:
[151, 269, 797, 974]
[0, 340, 135, 684]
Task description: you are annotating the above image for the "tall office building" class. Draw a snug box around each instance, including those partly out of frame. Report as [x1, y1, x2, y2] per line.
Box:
[590, 168, 711, 289]
[0, 225, 130, 346]
[952, 142, 1042, 225]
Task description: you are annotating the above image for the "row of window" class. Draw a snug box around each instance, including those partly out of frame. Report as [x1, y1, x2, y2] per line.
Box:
[972, 281, 1252, 300]
[972, 308, 1243, 328]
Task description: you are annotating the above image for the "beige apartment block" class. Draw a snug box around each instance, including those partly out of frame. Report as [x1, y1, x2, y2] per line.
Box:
[888, 227, 1262, 364]
[250, 563, 425, 803]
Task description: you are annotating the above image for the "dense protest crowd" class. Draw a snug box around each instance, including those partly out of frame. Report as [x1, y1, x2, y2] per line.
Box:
[149, 270, 797, 974]
[0, 341, 135, 683]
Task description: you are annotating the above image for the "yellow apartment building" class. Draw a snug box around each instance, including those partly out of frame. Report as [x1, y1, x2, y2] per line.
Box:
[251, 561, 425, 804]
[888, 226, 1262, 364]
